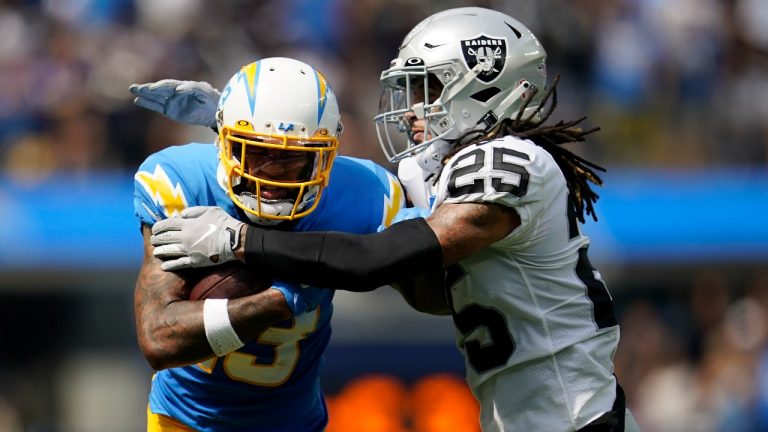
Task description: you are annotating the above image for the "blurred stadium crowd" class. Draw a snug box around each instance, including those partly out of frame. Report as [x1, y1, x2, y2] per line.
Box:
[2, 0, 768, 177]
[1, 0, 768, 431]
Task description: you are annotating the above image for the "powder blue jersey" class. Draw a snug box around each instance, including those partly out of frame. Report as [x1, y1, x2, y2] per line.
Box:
[133, 143, 404, 431]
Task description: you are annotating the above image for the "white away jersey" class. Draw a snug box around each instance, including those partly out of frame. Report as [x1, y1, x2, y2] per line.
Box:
[433, 136, 620, 432]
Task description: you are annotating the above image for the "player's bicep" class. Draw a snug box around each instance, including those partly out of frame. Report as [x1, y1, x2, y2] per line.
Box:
[134, 225, 190, 332]
[426, 202, 520, 265]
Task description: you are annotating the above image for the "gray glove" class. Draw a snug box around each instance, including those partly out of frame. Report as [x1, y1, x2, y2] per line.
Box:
[129, 79, 221, 128]
[151, 206, 245, 271]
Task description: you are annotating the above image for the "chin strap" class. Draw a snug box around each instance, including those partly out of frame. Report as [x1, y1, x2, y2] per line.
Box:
[478, 79, 532, 131]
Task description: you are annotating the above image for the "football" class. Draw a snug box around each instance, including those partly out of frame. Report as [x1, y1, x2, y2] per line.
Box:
[188, 262, 273, 300]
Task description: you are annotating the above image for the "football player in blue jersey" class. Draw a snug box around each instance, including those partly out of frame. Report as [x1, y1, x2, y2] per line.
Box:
[132, 57, 408, 432]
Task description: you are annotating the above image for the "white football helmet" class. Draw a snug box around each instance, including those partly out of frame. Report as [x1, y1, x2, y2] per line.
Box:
[375, 7, 547, 175]
[216, 57, 342, 225]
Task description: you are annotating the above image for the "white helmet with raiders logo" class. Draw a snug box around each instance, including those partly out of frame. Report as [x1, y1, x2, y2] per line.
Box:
[216, 57, 342, 225]
[375, 7, 547, 175]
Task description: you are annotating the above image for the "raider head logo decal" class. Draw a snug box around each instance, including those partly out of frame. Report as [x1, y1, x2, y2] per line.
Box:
[461, 34, 507, 83]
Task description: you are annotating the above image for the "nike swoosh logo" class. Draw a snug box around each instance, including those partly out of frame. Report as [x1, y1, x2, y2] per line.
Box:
[191, 223, 217, 247]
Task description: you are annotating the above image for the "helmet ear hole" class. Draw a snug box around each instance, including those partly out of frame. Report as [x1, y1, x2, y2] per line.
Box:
[470, 87, 501, 103]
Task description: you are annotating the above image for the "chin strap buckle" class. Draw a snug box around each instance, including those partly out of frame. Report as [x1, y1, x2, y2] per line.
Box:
[478, 111, 498, 132]
[480, 79, 533, 132]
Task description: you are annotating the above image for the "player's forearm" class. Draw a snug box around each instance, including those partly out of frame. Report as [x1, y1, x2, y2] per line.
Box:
[135, 296, 213, 370]
[135, 262, 291, 370]
[239, 218, 443, 291]
[391, 272, 451, 315]
[136, 290, 292, 370]
[134, 261, 209, 369]
[228, 289, 293, 343]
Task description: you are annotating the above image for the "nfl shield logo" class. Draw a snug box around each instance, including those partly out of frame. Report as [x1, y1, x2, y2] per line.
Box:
[461, 35, 507, 83]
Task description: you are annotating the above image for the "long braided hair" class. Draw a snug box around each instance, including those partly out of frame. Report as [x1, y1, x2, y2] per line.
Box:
[442, 76, 605, 222]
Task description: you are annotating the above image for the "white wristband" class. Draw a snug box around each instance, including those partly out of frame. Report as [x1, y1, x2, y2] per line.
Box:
[203, 299, 244, 357]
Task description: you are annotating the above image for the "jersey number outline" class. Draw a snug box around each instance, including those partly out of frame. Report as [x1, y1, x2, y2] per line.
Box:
[444, 145, 528, 372]
[448, 147, 530, 197]
[575, 247, 617, 329]
[446, 266, 515, 373]
[196, 309, 320, 386]
[567, 196, 617, 329]
[447, 247, 617, 374]
[454, 303, 516, 373]
[445, 160, 617, 372]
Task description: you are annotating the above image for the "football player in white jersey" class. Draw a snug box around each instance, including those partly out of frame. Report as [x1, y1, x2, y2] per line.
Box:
[138, 8, 641, 431]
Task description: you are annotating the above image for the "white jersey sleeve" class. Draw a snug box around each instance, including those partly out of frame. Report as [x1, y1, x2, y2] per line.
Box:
[432, 136, 562, 243]
[433, 135, 621, 432]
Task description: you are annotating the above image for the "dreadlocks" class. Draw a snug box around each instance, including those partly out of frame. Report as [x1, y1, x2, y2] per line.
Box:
[443, 76, 604, 222]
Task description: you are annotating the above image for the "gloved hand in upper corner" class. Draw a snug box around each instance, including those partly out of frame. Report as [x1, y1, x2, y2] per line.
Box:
[129, 79, 221, 128]
[271, 281, 328, 315]
[377, 206, 431, 232]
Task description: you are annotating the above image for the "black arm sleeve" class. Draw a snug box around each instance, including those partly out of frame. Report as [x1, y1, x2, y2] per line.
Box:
[244, 218, 443, 292]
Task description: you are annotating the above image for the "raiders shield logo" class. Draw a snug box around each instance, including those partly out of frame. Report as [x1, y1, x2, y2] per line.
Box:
[461, 35, 507, 83]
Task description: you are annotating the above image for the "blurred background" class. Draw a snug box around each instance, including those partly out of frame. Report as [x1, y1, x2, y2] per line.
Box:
[0, 0, 767, 431]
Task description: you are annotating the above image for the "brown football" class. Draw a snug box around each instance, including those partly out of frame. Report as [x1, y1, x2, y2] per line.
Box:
[188, 262, 273, 300]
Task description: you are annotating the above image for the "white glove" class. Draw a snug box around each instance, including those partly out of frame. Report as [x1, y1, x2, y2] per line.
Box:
[151, 206, 245, 271]
[129, 79, 221, 128]
[397, 156, 435, 209]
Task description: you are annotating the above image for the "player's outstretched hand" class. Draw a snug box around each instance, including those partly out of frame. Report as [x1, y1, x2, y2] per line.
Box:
[129, 79, 220, 128]
[151, 206, 244, 271]
[271, 281, 327, 315]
